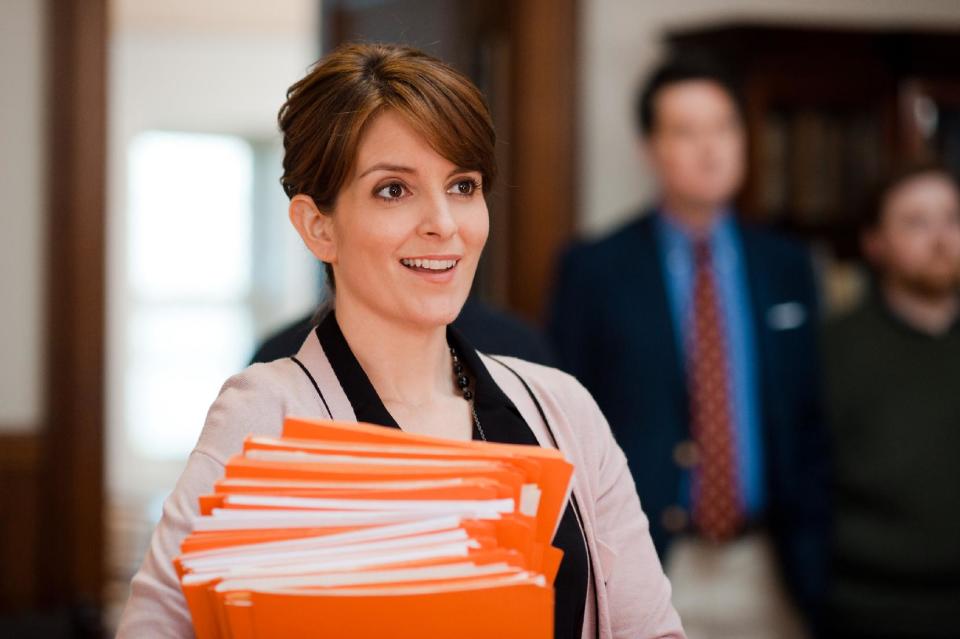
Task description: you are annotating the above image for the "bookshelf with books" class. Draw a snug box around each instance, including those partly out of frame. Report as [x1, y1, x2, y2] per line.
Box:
[667, 24, 960, 261]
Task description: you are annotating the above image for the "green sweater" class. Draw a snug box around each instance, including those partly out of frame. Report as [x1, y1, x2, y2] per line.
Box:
[824, 293, 960, 637]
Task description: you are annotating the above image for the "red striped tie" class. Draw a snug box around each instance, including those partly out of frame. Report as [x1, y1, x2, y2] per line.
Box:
[688, 240, 744, 542]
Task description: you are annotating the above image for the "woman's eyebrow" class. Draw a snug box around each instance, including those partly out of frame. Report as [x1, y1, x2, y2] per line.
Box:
[358, 162, 416, 178]
[357, 163, 479, 180]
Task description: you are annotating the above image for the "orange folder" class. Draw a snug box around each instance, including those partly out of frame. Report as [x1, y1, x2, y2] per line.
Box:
[184, 548, 534, 639]
[213, 476, 509, 500]
[231, 577, 553, 639]
[223, 454, 527, 496]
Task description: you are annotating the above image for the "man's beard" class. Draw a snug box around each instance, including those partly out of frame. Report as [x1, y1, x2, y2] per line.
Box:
[892, 264, 960, 300]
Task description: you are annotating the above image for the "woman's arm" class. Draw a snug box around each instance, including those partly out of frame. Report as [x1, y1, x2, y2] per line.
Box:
[114, 450, 223, 638]
[115, 365, 287, 638]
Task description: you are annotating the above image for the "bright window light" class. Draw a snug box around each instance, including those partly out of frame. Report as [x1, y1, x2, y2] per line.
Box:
[126, 131, 255, 459]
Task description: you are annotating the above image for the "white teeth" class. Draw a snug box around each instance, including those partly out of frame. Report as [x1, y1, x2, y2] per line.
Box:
[401, 258, 458, 271]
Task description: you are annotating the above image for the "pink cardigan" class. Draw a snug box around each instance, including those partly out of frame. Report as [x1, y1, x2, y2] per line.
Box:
[116, 330, 685, 638]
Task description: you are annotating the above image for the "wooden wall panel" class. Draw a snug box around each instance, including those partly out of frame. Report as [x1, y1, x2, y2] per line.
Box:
[39, 0, 107, 616]
[0, 434, 41, 612]
[506, 0, 578, 321]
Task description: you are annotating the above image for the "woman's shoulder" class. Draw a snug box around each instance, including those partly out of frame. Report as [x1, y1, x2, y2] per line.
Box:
[480, 354, 601, 421]
[209, 357, 317, 413]
[192, 357, 320, 464]
[481, 354, 614, 483]
[483, 353, 576, 386]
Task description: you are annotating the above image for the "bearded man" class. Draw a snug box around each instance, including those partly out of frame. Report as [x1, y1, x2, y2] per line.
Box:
[824, 164, 960, 638]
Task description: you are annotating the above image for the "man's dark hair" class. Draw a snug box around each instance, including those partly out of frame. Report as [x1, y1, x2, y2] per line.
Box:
[862, 162, 960, 231]
[634, 54, 745, 135]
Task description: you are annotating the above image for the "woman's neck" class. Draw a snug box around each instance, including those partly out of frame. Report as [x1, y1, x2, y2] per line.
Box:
[333, 296, 454, 408]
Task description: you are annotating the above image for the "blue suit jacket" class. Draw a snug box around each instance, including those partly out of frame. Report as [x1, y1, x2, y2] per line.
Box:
[547, 211, 829, 625]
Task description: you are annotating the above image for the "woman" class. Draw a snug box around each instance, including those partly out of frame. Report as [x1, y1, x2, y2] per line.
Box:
[116, 43, 684, 639]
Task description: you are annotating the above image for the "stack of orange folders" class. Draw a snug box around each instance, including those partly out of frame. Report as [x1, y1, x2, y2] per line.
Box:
[174, 416, 575, 639]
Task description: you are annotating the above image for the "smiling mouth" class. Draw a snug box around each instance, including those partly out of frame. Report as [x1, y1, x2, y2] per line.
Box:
[400, 257, 459, 273]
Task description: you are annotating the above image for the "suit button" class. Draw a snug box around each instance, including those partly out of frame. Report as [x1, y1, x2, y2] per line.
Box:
[673, 440, 700, 468]
[661, 505, 688, 533]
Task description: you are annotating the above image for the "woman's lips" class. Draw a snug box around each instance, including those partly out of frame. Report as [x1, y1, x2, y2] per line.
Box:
[399, 256, 461, 282]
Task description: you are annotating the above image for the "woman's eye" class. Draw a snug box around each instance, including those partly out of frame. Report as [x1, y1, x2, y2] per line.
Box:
[375, 182, 407, 200]
[448, 179, 478, 196]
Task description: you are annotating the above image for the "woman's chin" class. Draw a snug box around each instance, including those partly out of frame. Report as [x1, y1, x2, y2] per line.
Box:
[401, 298, 466, 329]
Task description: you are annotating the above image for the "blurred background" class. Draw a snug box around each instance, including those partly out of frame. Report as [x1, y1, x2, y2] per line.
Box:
[3, 0, 960, 637]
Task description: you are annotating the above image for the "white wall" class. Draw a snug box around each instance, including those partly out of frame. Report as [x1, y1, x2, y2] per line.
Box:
[107, 0, 320, 500]
[579, 0, 960, 236]
[0, 0, 46, 431]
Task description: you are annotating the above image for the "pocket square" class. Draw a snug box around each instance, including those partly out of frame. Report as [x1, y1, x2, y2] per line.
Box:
[767, 301, 806, 331]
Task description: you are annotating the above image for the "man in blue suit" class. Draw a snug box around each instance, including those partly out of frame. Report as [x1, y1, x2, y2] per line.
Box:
[548, 57, 828, 638]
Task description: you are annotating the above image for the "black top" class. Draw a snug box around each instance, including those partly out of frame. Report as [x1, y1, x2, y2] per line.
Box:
[823, 290, 960, 637]
[313, 310, 588, 639]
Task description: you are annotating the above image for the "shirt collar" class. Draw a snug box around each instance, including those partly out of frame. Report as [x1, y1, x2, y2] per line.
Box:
[656, 205, 734, 244]
[656, 207, 739, 271]
[314, 310, 531, 443]
[315, 309, 396, 427]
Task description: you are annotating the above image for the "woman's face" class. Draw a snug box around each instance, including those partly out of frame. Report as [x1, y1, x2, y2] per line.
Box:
[311, 110, 489, 329]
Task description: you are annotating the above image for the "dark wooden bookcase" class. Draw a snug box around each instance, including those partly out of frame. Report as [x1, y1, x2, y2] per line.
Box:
[667, 24, 960, 259]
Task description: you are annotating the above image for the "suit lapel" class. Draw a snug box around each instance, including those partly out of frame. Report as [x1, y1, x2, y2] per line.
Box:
[735, 222, 776, 435]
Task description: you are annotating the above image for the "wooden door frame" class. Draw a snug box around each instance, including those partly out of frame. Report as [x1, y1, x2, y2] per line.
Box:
[38, 0, 107, 617]
[506, 0, 578, 322]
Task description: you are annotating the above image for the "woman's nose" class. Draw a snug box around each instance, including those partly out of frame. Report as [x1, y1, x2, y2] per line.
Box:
[418, 194, 458, 238]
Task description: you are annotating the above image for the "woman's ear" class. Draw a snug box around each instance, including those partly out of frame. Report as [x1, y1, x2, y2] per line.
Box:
[289, 194, 337, 264]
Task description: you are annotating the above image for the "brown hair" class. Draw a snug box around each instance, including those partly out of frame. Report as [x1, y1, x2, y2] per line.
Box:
[863, 162, 959, 230]
[278, 42, 496, 294]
